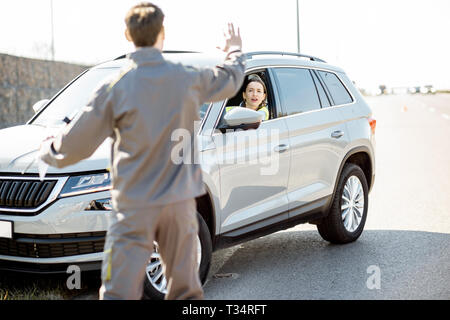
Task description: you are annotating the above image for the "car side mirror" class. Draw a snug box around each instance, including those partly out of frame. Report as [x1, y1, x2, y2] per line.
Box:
[32, 99, 49, 113]
[218, 107, 263, 133]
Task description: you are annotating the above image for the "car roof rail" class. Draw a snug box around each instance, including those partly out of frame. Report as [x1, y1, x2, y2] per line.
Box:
[163, 50, 200, 54]
[246, 51, 326, 63]
[113, 50, 200, 61]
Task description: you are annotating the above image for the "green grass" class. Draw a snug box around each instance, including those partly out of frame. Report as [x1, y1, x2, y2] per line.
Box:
[0, 271, 100, 300]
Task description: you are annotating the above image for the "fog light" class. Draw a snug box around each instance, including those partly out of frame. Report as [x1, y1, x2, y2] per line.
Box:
[85, 198, 112, 211]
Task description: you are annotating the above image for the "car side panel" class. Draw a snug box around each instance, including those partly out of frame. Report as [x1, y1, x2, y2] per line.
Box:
[283, 107, 350, 216]
[335, 72, 376, 179]
[212, 118, 291, 233]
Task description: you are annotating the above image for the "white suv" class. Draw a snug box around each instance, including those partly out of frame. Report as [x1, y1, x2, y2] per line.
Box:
[0, 51, 375, 299]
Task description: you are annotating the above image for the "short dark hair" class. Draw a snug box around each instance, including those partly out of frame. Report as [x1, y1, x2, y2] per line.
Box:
[125, 2, 164, 47]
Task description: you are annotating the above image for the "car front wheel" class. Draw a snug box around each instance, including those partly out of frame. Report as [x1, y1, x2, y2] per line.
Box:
[317, 163, 369, 244]
[142, 212, 212, 300]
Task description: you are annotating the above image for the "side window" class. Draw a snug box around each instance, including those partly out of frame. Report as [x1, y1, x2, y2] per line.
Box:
[311, 71, 331, 108]
[273, 68, 321, 116]
[224, 70, 274, 120]
[318, 71, 353, 105]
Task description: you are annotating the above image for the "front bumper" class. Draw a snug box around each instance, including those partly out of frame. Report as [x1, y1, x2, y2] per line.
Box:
[0, 258, 102, 274]
[0, 190, 111, 272]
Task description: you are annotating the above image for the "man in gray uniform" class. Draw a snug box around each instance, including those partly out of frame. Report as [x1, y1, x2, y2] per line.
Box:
[39, 2, 245, 300]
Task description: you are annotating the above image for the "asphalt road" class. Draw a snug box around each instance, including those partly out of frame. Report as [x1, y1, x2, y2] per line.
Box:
[203, 93, 450, 300]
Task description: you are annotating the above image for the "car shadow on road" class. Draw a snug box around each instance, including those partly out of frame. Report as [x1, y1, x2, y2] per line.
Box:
[204, 229, 450, 300]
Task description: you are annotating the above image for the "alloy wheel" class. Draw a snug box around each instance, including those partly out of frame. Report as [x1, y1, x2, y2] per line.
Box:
[145, 237, 202, 294]
[341, 175, 365, 232]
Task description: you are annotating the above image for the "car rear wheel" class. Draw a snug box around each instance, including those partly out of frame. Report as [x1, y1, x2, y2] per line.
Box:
[142, 212, 212, 300]
[317, 163, 368, 244]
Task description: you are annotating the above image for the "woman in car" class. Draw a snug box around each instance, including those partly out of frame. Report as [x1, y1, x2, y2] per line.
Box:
[226, 74, 269, 121]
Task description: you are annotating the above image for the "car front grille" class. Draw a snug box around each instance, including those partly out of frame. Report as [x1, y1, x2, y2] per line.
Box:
[0, 232, 106, 258]
[0, 179, 57, 210]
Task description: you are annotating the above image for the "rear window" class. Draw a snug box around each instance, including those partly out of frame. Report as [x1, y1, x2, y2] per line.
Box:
[311, 71, 331, 107]
[318, 71, 353, 105]
[273, 68, 321, 116]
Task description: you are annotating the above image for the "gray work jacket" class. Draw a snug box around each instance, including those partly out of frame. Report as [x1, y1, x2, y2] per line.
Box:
[40, 47, 246, 210]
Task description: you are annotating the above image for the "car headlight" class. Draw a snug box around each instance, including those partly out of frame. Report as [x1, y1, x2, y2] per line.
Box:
[59, 172, 111, 197]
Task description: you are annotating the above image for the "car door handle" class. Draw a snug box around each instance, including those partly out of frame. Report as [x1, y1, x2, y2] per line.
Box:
[331, 130, 344, 139]
[274, 144, 290, 153]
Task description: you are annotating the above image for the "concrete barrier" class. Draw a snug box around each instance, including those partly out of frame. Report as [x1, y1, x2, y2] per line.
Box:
[0, 53, 89, 129]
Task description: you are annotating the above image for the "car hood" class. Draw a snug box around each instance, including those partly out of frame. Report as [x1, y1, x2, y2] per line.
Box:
[0, 124, 110, 175]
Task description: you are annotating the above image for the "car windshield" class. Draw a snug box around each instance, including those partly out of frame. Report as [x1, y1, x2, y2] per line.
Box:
[31, 67, 210, 127]
[31, 68, 121, 127]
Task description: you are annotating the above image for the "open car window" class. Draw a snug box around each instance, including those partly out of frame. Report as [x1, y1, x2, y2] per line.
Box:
[223, 70, 274, 121]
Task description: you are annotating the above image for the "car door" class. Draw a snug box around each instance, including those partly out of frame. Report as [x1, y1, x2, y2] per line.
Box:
[270, 67, 350, 218]
[211, 73, 291, 234]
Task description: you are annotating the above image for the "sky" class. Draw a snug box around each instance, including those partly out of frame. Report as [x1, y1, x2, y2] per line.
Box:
[1, 0, 450, 89]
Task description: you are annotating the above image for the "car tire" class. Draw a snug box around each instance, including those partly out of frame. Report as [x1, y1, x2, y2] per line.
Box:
[317, 163, 369, 244]
[142, 212, 212, 300]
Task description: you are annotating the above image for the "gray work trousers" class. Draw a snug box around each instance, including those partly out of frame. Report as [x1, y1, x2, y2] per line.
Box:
[99, 198, 204, 300]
